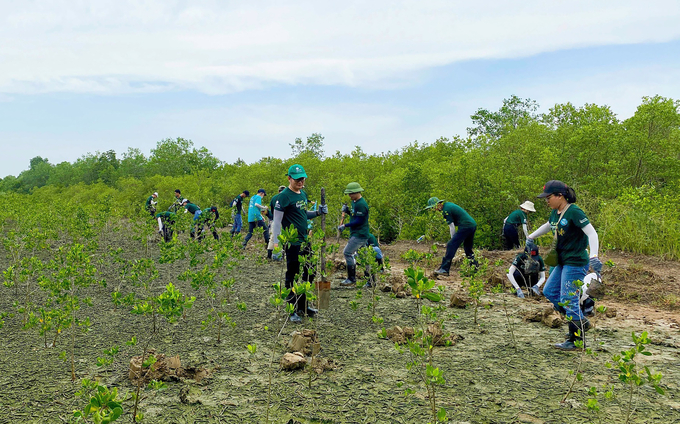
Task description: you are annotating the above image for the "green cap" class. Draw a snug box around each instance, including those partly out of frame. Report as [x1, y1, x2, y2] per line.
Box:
[424, 197, 443, 210]
[343, 182, 365, 194]
[286, 164, 307, 179]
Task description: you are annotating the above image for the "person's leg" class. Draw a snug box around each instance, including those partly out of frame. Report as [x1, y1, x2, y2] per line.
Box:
[261, 220, 270, 245]
[232, 214, 242, 235]
[461, 226, 478, 267]
[243, 221, 256, 246]
[560, 265, 588, 321]
[503, 224, 519, 250]
[285, 244, 302, 320]
[542, 265, 563, 313]
[341, 236, 366, 285]
[439, 231, 465, 273]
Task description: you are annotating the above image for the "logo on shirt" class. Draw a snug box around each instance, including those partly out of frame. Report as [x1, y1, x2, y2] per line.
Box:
[295, 200, 306, 210]
[560, 218, 568, 226]
[579, 218, 589, 224]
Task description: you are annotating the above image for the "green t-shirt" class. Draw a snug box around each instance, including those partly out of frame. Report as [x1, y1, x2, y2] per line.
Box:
[267, 194, 280, 220]
[549, 204, 590, 266]
[442, 202, 476, 228]
[367, 233, 379, 247]
[506, 209, 527, 226]
[232, 196, 244, 214]
[274, 188, 310, 245]
[185, 202, 201, 214]
[145, 195, 155, 210]
[349, 197, 370, 238]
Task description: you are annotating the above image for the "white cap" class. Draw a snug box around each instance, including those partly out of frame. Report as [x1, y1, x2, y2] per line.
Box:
[520, 201, 536, 212]
[153, 192, 158, 196]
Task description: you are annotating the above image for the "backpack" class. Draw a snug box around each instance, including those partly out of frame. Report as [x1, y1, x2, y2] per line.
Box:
[521, 254, 541, 276]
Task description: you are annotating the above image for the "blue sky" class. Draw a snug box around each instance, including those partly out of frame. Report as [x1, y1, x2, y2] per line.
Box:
[1, 1, 679, 177]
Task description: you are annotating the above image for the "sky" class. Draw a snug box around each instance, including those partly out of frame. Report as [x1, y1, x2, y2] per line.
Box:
[1, 0, 679, 177]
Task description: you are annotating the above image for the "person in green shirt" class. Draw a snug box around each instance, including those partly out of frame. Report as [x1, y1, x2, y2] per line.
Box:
[169, 189, 185, 212]
[527, 180, 602, 351]
[155, 211, 177, 242]
[270, 164, 328, 323]
[145, 192, 158, 216]
[230, 190, 250, 237]
[425, 197, 478, 276]
[502, 201, 536, 250]
[338, 182, 370, 287]
[506, 244, 546, 298]
[181, 199, 202, 239]
[267, 186, 286, 260]
[196, 206, 220, 241]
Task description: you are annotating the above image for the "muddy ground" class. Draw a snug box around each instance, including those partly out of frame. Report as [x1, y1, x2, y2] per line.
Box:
[0, 227, 679, 424]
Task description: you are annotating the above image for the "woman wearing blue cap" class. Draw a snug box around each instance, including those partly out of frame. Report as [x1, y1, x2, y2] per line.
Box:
[527, 180, 602, 351]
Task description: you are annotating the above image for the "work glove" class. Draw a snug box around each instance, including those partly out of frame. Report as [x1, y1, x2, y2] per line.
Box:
[516, 289, 525, 299]
[318, 204, 328, 215]
[341, 204, 350, 214]
[337, 224, 345, 232]
[589, 257, 603, 274]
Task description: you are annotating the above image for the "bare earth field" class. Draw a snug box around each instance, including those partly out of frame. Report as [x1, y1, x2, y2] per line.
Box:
[0, 227, 678, 424]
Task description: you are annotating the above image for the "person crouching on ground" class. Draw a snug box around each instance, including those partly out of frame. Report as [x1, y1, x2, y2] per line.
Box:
[503, 201, 536, 250]
[527, 180, 602, 351]
[338, 182, 370, 287]
[270, 164, 328, 323]
[425, 197, 478, 276]
[181, 199, 202, 239]
[506, 244, 546, 298]
[197, 206, 220, 241]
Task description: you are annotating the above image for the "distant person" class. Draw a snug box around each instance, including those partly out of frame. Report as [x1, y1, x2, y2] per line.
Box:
[270, 164, 328, 323]
[506, 244, 546, 298]
[155, 211, 177, 242]
[527, 180, 602, 351]
[425, 197, 478, 276]
[169, 189, 184, 212]
[145, 192, 158, 216]
[230, 190, 250, 237]
[243, 189, 270, 254]
[338, 182, 370, 287]
[181, 199, 202, 239]
[267, 186, 287, 260]
[197, 206, 220, 241]
[502, 201, 536, 250]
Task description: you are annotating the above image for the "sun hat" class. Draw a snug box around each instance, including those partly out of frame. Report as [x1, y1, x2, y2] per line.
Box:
[424, 197, 444, 210]
[153, 192, 158, 197]
[343, 182, 365, 194]
[537, 180, 568, 198]
[286, 164, 307, 179]
[519, 201, 536, 212]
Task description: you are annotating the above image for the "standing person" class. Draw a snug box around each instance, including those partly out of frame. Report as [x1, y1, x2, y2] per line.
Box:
[527, 180, 602, 351]
[270, 164, 328, 323]
[425, 197, 478, 276]
[242, 189, 270, 254]
[506, 244, 546, 298]
[145, 192, 158, 216]
[169, 189, 184, 212]
[502, 201, 536, 250]
[181, 199, 202, 239]
[230, 190, 250, 237]
[337, 182, 370, 287]
[196, 206, 220, 241]
[267, 186, 287, 260]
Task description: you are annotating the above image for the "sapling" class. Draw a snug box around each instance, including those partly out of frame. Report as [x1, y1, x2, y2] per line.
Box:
[491, 284, 517, 348]
[72, 379, 125, 424]
[460, 256, 489, 326]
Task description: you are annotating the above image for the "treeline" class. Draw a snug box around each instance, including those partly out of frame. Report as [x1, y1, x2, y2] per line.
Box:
[1, 95, 679, 258]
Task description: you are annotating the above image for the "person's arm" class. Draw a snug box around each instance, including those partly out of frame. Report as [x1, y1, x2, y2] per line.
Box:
[536, 271, 546, 288]
[528, 222, 551, 240]
[581, 223, 599, 258]
[270, 209, 284, 247]
[506, 265, 521, 291]
[522, 223, 529, 239]
[449, 222, 456, 238]
[343, 214, 367, 228]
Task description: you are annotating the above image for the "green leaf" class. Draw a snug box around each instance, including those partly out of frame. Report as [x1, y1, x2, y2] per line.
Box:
[422, 292, 442, 302]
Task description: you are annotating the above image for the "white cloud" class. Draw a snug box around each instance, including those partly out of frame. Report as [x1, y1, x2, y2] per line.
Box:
[2, 0, 679, 95]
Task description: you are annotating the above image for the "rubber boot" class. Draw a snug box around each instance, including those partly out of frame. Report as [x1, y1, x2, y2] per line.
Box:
[267, 249, 273, 259]
[555, 320, 589, 350]
[340, 265, 357, 287]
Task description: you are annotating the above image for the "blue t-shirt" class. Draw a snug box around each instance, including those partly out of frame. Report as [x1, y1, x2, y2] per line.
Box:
[248, 194, 264, 222]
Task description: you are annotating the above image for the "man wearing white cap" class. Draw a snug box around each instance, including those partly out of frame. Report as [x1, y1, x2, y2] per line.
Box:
[502, 201, 535, 250]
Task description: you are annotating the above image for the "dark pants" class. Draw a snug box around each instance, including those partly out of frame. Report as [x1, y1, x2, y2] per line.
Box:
[512, 269, 538, 288]
[440, 226, 477, 272]
[243, 220, 270, 246]
[502, 224, 520, 250]
[285, 243, 315, 313]
[197, 221, 219, 241]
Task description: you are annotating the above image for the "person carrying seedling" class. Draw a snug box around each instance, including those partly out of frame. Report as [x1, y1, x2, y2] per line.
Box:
[196, 206, 220, 241]
[506, 244, 546, 298]
[145, 192, 158, 216]
[425, 197, 478, 276]
[230, 190, 250, 237]
[267, 186, 287, 260]
[181, 199, 202, 239]
[502, 201, 536, 250]
[337, 182, 370, 287]
[527, 180, 602, 351]
[242, 189, 271, 255]
[270, 164, 328, 323]
[155, 211, 177, 242]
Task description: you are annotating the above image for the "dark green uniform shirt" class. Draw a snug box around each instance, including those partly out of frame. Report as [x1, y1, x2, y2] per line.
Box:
[232, 196, 244, 214]
[185, 202, 201, 214]
[442, 202, 476, 228]
[506, 209, 527, 226]
[349, 197, 370, 239]
[274, 188, 309, 245]
[512, 253, 546, 275]
[367, 233, 379, 247]
[549, 204, 590, 266]
[267, 194, 280, 220]
[145, 195, 155, 210]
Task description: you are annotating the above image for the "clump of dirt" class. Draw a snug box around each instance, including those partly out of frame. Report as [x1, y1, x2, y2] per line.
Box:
[380, 274, 411, 298]
[602, 264, 673, 307]
[280, 352, 306, 371]
[450, 293, 470, 308]
[129, 350, 211, 384]
[521, 306, 564, 328]
[383, 325, 463, 346]
[311, 356, 338, 374]
[288, 329, 320, 356]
